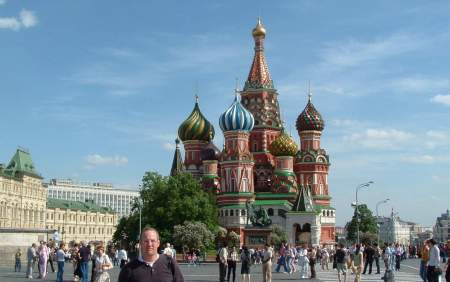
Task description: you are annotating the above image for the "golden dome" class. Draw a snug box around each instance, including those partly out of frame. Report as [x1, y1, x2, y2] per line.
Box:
[252, 18, 266, 38]
[269, 129, 298, 157]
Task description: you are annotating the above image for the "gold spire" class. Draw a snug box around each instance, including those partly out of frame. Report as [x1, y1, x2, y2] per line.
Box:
[252, 17, 266, 38]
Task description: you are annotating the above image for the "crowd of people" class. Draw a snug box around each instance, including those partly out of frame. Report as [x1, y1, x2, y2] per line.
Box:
[16, 230, 450, 282]
[22, 239, 128, 282]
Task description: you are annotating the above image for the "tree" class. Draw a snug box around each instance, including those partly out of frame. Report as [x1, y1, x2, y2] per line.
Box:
[227, 231, 240, 248]
[268, 224, 288, 250]
[173, 221, 215, 251]
[346, 204, 378, 243]
[113, 172, 218, 249]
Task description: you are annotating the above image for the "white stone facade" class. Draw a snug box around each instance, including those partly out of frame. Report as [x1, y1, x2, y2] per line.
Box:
[46, 179, 139, 218]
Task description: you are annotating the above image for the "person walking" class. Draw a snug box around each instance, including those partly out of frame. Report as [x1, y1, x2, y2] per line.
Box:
[26, 243, 37, 279]
[47, 241, 56, 273]
[275, 243, 289, 273]
[240, 246, 252, 282]
[309, 247, 317, 279]
[394, 243, 402, 271]
[38, 241, 49, 279]
[362, 244, 375, 274]
[351, 244, 364, 282]
[56, 242, 68, 282]
[335, 243, 347, 282]
[94, 245, 112, 282]
[373, 243, 381, 274]
[79, 241, 92, 282]
[118, 227, 184, 282]
[262, 244, 273, 282]
[227, 247, 238, 282]
[420, 240, 429, 282]
[218, 243, 228, 282]
[297, 244, 309, 279]
[321, 247, 330, 270]
[427, 239, 441, 282]
[14, 248, 22, 272]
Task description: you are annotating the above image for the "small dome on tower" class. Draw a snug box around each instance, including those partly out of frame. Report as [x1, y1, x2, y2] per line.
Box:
[178, 97, 215, 142]
[252, 18, 266, 38]
[219, 91, 255, 132]
[296, 94, 324, 132]
[201, 141, 221, 161]
[269, 129, 298, 157]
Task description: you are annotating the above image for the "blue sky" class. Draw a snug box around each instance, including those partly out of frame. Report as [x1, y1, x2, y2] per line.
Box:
[1, 0, 449, 227]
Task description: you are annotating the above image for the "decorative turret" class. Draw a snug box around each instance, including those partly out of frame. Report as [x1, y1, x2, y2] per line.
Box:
[178, 96, 214, 177]
[178, 96, 215, 142]
[293, 185, 315, 212]
[170, 138, 184, 176]
[296, 93, 324, 133]
[219, 91, 255, 132]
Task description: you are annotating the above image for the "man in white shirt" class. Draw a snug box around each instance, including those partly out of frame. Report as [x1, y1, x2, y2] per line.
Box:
[218, 244, 228, 282]
[426, 239, 441, 282]
[262, 244, 273, 282]
[118, 247, 128, 268]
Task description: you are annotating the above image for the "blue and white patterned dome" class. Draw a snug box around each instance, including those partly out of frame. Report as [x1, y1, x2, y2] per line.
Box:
[219, 92, 255, 132]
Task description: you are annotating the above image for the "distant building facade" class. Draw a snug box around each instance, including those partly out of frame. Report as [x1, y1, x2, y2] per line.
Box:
[46, 198, 117, 243]
[377, 210, 424, 245]
[0, 148, 47, 230]
[433, 209, 450, 243]
[46, 179, 139, 218]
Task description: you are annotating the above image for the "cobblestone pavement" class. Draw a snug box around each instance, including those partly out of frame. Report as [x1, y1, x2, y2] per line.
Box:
[0, 258, 445, 281]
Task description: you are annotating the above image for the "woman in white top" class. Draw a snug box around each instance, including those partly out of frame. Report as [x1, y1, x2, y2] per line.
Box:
[94, 245, 112, 282]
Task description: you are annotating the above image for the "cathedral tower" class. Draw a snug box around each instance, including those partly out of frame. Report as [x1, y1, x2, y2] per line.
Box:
[240, 19, 283, 192]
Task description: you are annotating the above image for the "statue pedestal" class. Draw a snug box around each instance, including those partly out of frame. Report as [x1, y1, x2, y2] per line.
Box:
[243, 226, 272, 248]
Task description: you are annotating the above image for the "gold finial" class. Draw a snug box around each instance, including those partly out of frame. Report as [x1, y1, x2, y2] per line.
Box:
[252, 17, 266, 38]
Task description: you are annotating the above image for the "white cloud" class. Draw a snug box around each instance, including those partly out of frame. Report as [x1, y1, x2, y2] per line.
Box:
[85, 154, 128, 167]
[0, 9, 38, 30]
[0, 0, 7, 5]
[0, 17, 20, 30]
[162, 142, 176, 151]
[391, 78, 450, 94]
[431, 94, 450, 106]
[343, 128, 414, 150]
[318, 33, 423, 70]
[20, 9, 38, 28]
[401, 155, 450, 164]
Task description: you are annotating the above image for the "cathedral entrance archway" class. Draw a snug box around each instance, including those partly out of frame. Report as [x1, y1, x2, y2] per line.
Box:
[294, 223, 311, 246]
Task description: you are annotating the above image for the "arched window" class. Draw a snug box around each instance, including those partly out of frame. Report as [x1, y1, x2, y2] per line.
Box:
[322, 210, 326, 216]
[230, 210, 234, 216]
[225, 210, 228, 217]
[241, 209, 246, 216]
[268, 208, 274, 216]
[326, 210, 330, 217]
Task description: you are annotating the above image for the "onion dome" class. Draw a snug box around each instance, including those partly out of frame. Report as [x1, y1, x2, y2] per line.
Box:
[296, 93, 324, 132]
[269, 128, 298, 156]
[178, 97, 215, 142]
[252, 17, 266, 38]
[201, 141, 221, 161]
[219, 91, 255, 132]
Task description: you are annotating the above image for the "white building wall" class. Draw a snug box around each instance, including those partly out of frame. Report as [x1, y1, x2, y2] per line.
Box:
[46, 179, 139, 219]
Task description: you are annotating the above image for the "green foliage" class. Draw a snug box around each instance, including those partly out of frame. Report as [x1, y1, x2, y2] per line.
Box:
[113, 172, 218, 249]
[227, 231, 240, 248]
[268, 224, 288, 250]
[346, 204, 378, 243]
[173, 221, 215, 250]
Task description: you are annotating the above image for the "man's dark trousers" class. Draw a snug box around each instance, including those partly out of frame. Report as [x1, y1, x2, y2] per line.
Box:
[219, 262, 227, 282]
[363, 258, 374, 274]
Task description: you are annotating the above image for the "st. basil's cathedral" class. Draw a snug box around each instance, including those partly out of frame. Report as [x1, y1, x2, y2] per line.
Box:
[171, 19, 336, 247]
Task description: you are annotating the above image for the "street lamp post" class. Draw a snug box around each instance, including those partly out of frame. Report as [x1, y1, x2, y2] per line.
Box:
[355, 181, 374, 244]
[376, 198, 390, 246]
[138, 198, 143, 239]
